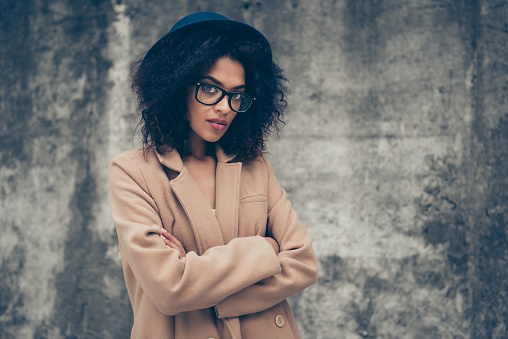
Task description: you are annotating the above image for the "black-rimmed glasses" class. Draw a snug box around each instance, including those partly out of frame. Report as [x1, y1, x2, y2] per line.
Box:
[194, 82, 255, 113]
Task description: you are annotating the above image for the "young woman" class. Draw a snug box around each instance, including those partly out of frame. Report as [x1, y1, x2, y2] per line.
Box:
[109, 12, 318, 339]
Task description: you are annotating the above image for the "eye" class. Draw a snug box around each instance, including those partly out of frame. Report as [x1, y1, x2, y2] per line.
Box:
[231, 93, 243, 100]
[201, 83, 217, 94]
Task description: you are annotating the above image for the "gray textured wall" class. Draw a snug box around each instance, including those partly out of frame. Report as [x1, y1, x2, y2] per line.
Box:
[1, 0, 507, 338]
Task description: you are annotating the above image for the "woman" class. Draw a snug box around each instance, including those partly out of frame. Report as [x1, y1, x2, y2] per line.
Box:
[109, 12, 318, 339]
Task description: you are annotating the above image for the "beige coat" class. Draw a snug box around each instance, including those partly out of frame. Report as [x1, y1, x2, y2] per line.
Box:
[108, 146, 318, 339]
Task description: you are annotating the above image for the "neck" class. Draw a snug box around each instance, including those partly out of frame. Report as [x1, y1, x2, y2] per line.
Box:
[189, 132, 212, 161]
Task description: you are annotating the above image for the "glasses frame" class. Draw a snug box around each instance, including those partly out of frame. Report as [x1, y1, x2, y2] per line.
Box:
[194, 82, 256, 113]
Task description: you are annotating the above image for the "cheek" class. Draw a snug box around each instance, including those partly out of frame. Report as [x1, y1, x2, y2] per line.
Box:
[186, 89, 199, 121]
[186, 99, 204, 123]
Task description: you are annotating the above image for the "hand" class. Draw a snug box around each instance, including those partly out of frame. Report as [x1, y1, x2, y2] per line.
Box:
[161, 229, 187, 257]
[264, 237, 279, 255]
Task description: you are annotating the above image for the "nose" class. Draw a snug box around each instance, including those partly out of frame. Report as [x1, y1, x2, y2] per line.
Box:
[214, 95, 231, 113]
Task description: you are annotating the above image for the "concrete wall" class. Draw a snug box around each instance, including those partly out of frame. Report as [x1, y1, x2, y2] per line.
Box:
[1, 0, 506, 338]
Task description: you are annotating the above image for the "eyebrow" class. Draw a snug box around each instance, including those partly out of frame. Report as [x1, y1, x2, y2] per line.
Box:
[201, 76, 246, 90]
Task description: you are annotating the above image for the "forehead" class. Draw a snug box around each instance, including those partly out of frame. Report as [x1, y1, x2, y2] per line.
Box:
[204, 57, 245, 89]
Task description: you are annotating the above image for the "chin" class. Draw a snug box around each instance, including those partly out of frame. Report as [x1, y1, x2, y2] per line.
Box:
[207, 136, 224, 143]
[205, 131, 228, 143]
[199, 135, 220, 144]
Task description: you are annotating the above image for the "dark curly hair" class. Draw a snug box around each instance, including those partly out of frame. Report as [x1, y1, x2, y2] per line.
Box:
[131, 23, 288, 160]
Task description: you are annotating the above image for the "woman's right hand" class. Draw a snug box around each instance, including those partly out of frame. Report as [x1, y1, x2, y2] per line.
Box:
[264, 237, 280, 255]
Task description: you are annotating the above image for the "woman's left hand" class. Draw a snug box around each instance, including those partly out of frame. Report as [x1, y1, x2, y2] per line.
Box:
[161, 229, 187, 257]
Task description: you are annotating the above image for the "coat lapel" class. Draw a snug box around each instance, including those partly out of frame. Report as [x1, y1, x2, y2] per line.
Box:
[215, 147, 241, 244]
[156, 148, 224, 254]
[156, 146, 241, 253]
[169, 168, 224, 254]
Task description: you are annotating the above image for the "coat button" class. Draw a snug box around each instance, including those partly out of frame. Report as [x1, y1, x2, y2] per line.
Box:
[207, 337, 216, 339]
[275, 314, 285, 328]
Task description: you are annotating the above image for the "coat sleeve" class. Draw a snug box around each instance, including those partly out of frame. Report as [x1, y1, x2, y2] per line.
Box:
[108, 152, 282, 316]
[214, 155, 319, 318]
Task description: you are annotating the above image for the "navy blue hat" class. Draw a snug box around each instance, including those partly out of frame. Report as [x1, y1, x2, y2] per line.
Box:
[143, 12, 271, 62]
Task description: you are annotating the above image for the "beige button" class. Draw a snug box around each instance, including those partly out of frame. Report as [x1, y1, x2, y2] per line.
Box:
[207, 337, 216, 339]
[275, 314, 285, 328]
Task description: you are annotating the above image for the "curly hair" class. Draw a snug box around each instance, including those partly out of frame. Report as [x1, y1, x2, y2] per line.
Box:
[131, 23, 288, 161]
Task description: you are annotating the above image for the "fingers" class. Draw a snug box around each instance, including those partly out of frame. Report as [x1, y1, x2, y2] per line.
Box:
[161, 229, 178, 244]
[164, 230, 184, 248]
[161, 236, 175, 248]
[161, 229, 186, 257]
[161, 234, 184, 256]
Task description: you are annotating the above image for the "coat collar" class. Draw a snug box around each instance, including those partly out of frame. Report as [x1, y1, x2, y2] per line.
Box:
[155, 144, 237, 172]
[155, 144, 241, 253]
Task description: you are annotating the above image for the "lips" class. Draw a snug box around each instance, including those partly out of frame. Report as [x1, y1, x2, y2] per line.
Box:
[207, 118, 228, 131]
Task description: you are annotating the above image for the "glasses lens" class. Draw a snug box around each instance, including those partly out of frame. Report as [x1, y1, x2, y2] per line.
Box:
[196, 83, 254, 112]
[230, 93, 253, 112]
[197, 83, 222, 104]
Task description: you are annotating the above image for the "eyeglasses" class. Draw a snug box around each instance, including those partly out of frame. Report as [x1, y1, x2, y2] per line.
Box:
[194, 82, 255, 113]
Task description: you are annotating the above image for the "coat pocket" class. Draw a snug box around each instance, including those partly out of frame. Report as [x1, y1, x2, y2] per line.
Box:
[240, 194, 267, 204]
[238, 194, 268, 237]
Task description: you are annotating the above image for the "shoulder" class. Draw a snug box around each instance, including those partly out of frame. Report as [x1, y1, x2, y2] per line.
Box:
[111, 147, 147, 163]
[242, 153, 276, 174]
[108, 148, 164, 181]
[239, 153, 269, 170]
[110, 148, 159, 169]
[108, 148, 168, 194]
[238, 153, 275, 185]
